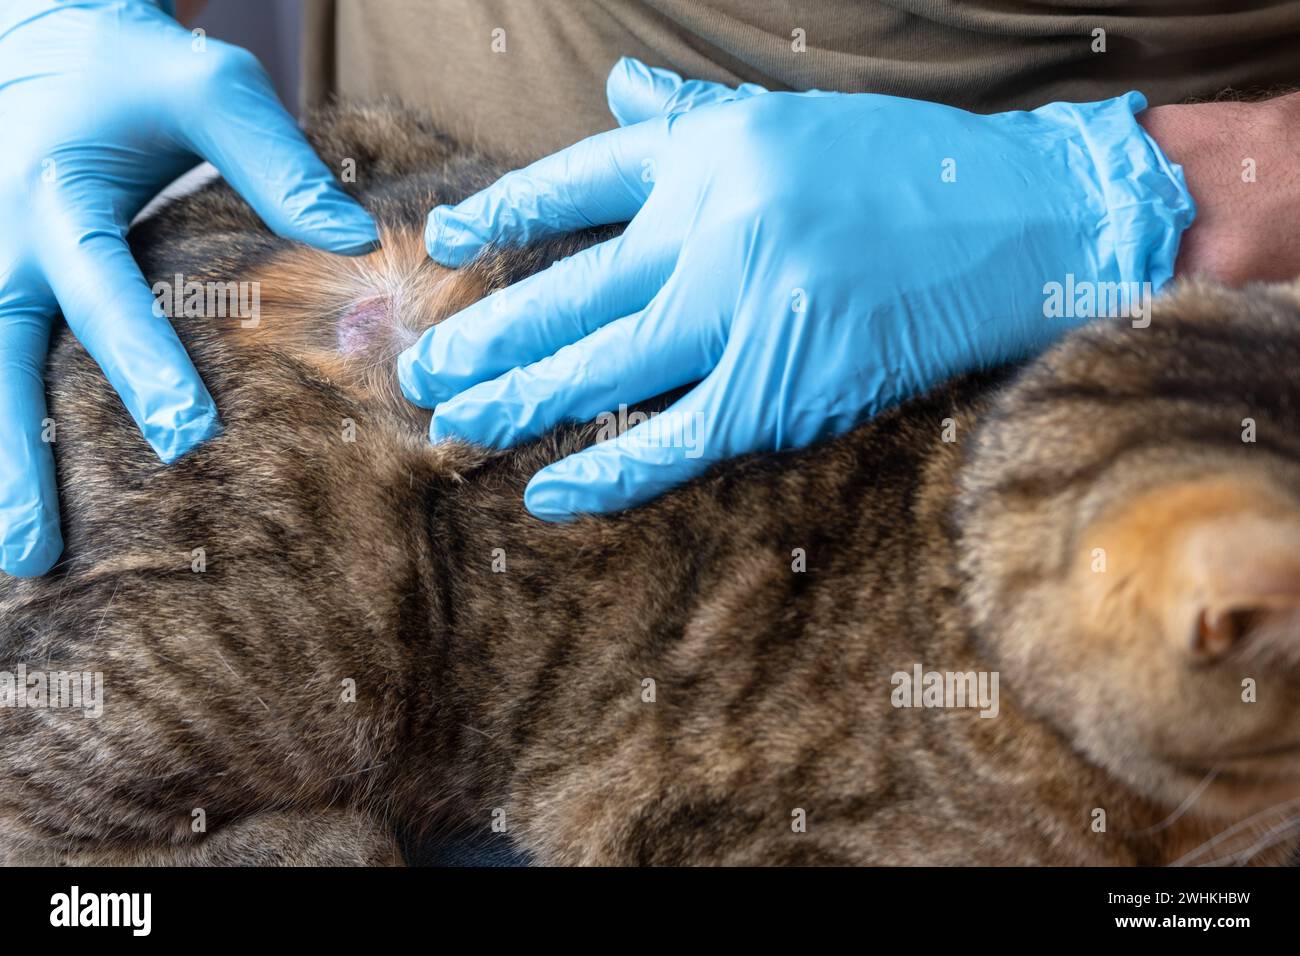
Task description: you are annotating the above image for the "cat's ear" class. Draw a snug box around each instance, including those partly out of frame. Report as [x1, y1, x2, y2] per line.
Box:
[1080, 476, 1300, 664]
[1176, 510, 1300, 664]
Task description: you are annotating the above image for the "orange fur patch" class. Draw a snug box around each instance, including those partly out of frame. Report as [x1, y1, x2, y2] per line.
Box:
[1077, 475, 1300, 659]
[231, 225, 486, 398]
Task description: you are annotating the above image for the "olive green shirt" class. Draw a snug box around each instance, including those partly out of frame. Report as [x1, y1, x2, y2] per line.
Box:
[302, 0, 1300, 160]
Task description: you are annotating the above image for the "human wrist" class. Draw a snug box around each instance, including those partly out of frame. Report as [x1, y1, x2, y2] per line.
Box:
[1138, 93, 1300, 285]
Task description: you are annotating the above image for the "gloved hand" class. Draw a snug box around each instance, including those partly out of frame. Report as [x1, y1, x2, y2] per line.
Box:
[399, 57, 1194, 521]
[0, 0, 379, 576]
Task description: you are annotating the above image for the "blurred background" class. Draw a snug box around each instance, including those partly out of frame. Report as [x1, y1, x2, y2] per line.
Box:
[180, 0, 303, 115]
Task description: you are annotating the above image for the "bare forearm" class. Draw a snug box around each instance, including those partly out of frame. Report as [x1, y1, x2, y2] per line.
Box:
[1139, 92, 1300, 285]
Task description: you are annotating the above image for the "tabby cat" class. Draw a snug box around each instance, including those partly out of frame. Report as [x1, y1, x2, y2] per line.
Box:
[2, 105, 1299, 866]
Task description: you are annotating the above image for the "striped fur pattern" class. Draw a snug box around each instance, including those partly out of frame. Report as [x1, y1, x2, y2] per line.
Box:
[2, 105, 1299, 866]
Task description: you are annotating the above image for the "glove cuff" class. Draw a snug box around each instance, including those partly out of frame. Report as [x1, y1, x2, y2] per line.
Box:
[1037, 91, 1196, 295]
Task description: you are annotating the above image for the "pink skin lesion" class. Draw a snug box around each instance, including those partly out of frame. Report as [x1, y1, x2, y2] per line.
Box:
[337, 295, 392, 356]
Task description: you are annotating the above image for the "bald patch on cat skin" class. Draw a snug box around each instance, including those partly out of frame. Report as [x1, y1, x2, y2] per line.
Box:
[338, 295, 395, 355]
[11, 105, 1300, 867]
[235, 225, 486, 408]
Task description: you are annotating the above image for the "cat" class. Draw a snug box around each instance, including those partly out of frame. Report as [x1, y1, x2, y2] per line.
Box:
[2, 103, 1299, 866]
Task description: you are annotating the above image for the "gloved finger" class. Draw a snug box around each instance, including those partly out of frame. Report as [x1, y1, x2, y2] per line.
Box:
[39, 213, 220, 465]
[176, 42, 379, 256]
[522, 367, 730, 520]
[429, 279, 724, 448]
[0, 295, 62, 576]
[399, 233, 674, 407]
[425, 120, 663, 267]
[605, 55, 768, 126]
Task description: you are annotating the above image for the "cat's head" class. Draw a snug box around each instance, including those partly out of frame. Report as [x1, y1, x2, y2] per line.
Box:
[959, 280, 1300, 817]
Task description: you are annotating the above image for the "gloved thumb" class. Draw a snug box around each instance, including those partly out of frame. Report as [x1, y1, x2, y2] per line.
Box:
[605, 56, 767, 127]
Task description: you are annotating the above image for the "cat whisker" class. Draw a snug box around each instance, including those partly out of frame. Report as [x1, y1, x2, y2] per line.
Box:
[1129, 768, 1219, 835]
[1194, 811, 1300, 867]
[1168, 792, 1300, 866]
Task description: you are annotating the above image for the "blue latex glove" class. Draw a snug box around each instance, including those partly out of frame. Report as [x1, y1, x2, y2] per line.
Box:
[399, 57, 1194, 521]
[0, 0, 379, 576]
